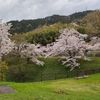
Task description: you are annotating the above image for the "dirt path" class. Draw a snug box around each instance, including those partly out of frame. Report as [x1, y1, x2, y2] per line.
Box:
[0, 85, 17, 94]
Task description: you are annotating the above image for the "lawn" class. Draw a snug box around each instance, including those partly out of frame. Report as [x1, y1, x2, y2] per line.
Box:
[0, 73, 100, 100]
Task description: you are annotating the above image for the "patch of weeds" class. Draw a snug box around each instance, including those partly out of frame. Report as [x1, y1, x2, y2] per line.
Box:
[53, 90, 68, 95]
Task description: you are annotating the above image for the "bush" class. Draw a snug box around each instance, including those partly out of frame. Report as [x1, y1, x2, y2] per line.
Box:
[0, 61, 8, 81]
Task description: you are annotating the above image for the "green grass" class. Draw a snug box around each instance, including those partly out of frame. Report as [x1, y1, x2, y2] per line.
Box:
[4, 56, 100, 82]
[0, 73, 100, 100]
[79, 57, 100, 69]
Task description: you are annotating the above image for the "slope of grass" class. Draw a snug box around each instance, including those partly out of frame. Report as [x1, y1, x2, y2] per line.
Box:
[79, 57, 100, 69]
[4, 56, 100, 82]
[0, 73, 100, 100]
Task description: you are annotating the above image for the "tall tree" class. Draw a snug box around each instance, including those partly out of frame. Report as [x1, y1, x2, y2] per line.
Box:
[0, 20, 14, 68]
[46, 28, 100, 70]
[13, 43, 45, 66]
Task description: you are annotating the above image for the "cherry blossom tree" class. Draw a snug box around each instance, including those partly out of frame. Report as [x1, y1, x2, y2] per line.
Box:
[21, 43, 45, 66]
[46, 28, 100, 70]
[13, 43, 45, 66]
[0, 20, 14, 68]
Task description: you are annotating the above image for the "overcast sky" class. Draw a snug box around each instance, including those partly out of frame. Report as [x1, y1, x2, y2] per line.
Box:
[0, 0, 100, 22]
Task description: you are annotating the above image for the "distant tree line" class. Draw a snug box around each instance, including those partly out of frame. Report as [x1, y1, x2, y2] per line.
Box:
[7, 10, 93, 34]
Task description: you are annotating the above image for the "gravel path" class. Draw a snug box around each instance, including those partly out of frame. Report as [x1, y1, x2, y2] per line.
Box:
[0, 85, 17, 94]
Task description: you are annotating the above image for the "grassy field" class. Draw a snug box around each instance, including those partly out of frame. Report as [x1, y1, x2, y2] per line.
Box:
[0, 73, 100, 100]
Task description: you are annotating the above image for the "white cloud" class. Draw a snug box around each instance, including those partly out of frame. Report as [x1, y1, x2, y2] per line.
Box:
[0, 0, 99, 22]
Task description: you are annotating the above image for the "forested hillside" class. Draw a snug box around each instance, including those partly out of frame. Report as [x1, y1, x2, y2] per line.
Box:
[80, 10, 100, 37]
[7, 10, 93, 34]
[11, 23, 76, 45]
[10, 10, 100, 45]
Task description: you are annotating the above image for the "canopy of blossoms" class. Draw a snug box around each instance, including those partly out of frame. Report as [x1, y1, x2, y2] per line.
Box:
[45, 28, 100, 70]
[0, 20, 14, 68]
[0, 20, 14, 59]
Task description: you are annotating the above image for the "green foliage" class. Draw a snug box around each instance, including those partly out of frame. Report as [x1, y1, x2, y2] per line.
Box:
[12, 23, 72, 45]
[10, 23, 78, 46]
[80, 10, 100, 36]
[77, 26, 86, 34]
[0, 61, 8, 81]
[27, 23, 76, 45]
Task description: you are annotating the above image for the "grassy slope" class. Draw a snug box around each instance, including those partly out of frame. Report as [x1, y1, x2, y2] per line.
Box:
[0, 73, 100, 100]
[4, 56, 100, 81]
